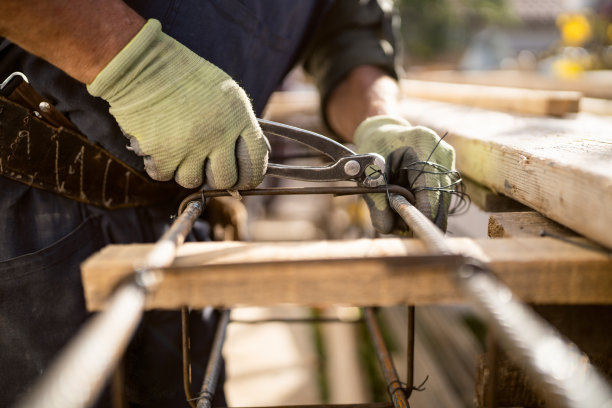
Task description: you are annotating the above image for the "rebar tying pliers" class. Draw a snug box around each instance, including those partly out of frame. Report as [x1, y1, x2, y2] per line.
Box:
[259, 118, 386, 187]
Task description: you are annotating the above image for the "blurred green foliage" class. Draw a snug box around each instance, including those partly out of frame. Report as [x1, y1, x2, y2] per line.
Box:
[397, 0, 515, 62]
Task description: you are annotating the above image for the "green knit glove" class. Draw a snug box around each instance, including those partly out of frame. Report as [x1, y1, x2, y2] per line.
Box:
[355, 115, 456, 233]
[87, 19, 269, 189]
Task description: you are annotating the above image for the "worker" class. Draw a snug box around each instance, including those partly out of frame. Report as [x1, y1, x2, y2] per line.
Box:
[0, 0, 455, 406]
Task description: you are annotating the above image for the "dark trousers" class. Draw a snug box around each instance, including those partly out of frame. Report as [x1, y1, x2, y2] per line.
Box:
[0, 177, 223, 407]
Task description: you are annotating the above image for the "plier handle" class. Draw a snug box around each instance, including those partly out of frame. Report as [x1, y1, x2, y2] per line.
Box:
[259, 119, 386, 187]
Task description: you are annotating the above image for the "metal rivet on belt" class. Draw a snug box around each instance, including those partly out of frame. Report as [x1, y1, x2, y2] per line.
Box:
[38, 101, 51, 113]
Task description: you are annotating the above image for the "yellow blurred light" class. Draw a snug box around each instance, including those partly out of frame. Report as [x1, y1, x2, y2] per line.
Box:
[557, 13, 592, 46]
[552, 58, 584, 79]
[607, 23, 612, 44]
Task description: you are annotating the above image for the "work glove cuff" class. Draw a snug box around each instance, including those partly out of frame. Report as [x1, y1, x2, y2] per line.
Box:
[87, 19, 162, 100]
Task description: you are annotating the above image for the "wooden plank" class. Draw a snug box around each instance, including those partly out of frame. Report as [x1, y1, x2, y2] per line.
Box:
[463, 177, 530, 212]
[81, 237, 612, 311]
[475, 350, 545, 407]
[581, 97, 612, 116]
[488, 212, 578, 238]
[406, 70, 612, 100]
[398, 97, 612, 249]
[400, 79, 581, 117]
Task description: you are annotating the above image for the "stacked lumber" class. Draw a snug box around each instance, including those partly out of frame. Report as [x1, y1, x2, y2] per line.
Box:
[398, 97, 612, 249]
[263, 86, 612, 248]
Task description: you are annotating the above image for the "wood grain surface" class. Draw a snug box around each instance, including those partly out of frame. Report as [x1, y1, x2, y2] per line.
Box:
[81, 237, 612, 310]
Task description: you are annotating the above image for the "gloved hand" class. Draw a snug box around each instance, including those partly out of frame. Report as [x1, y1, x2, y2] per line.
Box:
[87, 19, 269, 189]
[355, 115, 456, 233]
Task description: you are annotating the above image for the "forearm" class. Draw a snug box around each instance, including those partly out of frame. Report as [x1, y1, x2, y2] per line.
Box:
[325, 65, 400, 142]
[0, 0, 144, 83]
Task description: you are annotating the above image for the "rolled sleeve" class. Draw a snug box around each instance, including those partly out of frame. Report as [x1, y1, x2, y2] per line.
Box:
[302, 0, 400, 125]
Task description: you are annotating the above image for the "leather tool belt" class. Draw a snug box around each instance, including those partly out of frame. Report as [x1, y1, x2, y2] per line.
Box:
[0, 74, 185, 209]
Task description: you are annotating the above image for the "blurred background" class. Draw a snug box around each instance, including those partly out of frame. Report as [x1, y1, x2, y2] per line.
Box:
[399, 0, 612, 77]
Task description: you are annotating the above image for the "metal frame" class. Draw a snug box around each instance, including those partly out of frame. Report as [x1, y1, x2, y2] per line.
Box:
[180, 306, 416, 408]
[13, 187, 612, 408]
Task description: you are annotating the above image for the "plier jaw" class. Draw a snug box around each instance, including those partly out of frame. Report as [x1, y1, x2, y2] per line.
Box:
[259, 119, 386, 187]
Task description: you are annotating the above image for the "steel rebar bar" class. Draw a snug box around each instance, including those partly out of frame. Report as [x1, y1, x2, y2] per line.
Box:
[182, 306, 198, 408]
[13, 200, 204, 408]
[196, 309, 231, 408]
[389, 193, 612, 408]
[178, 185, 415, 212]
[405, 306, 415, 399]
[363, 307, 410, 408]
